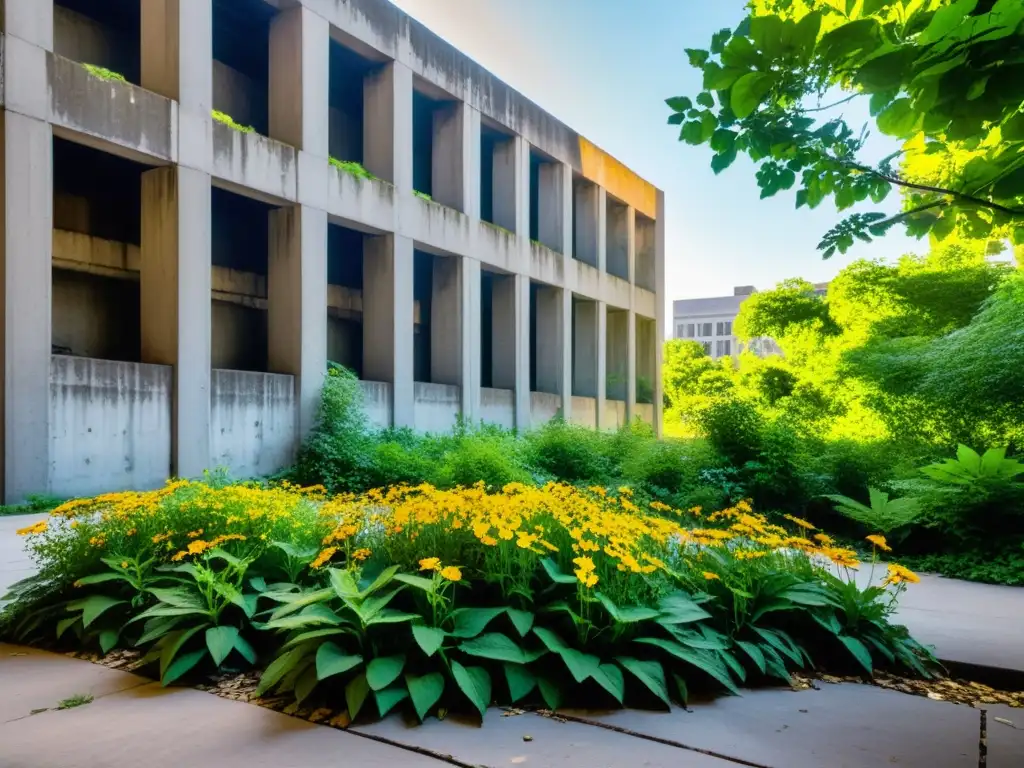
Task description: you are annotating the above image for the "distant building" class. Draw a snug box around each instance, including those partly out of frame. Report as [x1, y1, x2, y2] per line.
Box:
[672, 284, 827, 360]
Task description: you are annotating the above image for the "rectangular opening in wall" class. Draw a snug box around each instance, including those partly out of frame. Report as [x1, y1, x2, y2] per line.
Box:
[327, 223, 365, 378]
[606, 307, 628, 401]
[413, 249, 433, 383]
[635, 211, 656, 292]
[481, 120, 515, 232]
[54, 0, 141, 84]
[606, 193, 629, 281]
[530, 280, 564, 397]
[52, 136, 143, 363]
[636, 316, 656, 404]
[328, 37, 379, 174]
[211, 186, 271, 373]
[571, 296, 598, 397]
[528, 150, 543, 243]
[572, 176, 599, 268]
[481, 270, 494, 388]
[412, 88, 438, 201]
[213, 0, 277, 136]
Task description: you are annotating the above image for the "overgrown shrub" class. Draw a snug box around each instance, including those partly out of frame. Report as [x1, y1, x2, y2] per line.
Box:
[524, 419, 610, 483]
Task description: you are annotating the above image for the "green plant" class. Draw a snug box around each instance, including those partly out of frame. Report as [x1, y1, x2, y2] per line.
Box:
[329, 157, 377, 181]
[921, 445, 1024, 487]
[525, 419, 609, 484]
[414, 190, 432, 201]
[82, 64, 126, 83]
[825, 487, 922, 535]
[212, 110, 255, 134]
[0, 494, 62, 516]
[57, 694, 93, 709]
[636, 376, 655, 405]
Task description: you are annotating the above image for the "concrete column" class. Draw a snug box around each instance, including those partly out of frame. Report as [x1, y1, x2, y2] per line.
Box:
[627, 310, 637, 423]
[596, 188, 608, 274]
[1, 113, 52, 502]
[654, 190, 666, 437]
[534, 285, 563, 398]
[492, 136, 523, 234]
[607, 308, 628, 402]
[491, 275, 515, 390]
[626, 206, 637, 285]
[364, 62, 413, 191]
[4, 0, 53, 49]
[596, 301, 608, 429]
[268, 205, 328, 438]
[142, 0, 212, 171]
[461, 257, 481, 420]
[141, 166, 212, 481]
[559, 287, 573, 420]
[430, 256, 462, 387]
[269, 5, 329, 155]
[432, 102, 479, 216]
[515, 137, 531, 240]
[538, 162, 571, 255]
[572, 299, 598, 398]
[574, 181, 599, 267]
[363, 234, 414, 427]
[514, 273, 531, 430]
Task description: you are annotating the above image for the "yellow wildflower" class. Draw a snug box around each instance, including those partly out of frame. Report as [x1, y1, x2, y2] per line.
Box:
[865, 534, 891, 552]
[480, 535, 498, 546]
[498, 528, 515, 541]
[440, 565, 462, 581]
[813, 533, 834, 545]
[822, 547, 860, 569]
[703, 571, 720, 581]
[311, 547, 338, 569]
[419, 557, 441, 572]
[883, 563, 920, 586]
[351, 548, 372, 562]
[16, 520, 48, 536]
[783, 514, 816, 531]
[735, 549, 767, 560]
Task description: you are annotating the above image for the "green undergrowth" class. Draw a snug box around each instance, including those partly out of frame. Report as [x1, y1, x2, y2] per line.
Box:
[212, 110, 255, 134]
[414, 190, 433, 201]
[329, 158, 377, 181]
[82, 64, 127, 83]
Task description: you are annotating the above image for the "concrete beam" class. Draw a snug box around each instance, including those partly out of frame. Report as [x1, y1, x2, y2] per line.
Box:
[140, 165, 212, 481]
[268, 205, 328, 439]
[4, 0, 53, 50]
[363, 61, 413, 191]
[363, 234, 414, 427]
[269, 6, 329, 157]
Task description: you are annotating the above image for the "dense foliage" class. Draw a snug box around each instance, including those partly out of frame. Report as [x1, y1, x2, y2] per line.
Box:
[3, 478, 930, 722]
[666, 0, 1024, 255]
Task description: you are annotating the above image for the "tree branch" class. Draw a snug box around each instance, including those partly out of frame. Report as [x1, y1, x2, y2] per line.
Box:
[802, 94, 858, 113]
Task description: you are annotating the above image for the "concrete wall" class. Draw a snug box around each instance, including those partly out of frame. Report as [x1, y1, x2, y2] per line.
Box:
[360, 380, 393, 430]
[49, 355, 172, 498]
[570, 395, 598, 428]
[603, 399, 627, 431]
[530, 391, 562, 425]
[210, 369, 297, 480]
[213, 60, 267, 132]
[51, 268, 140, 361]
[414, 382, 460, 434]
[480, 387, 514, 430]
[635, 403, 655, 427]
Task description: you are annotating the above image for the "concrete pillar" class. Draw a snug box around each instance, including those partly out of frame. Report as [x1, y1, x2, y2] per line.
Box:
[515, 138, 531, 240]
[514, 273, 531, 431]
[596, 188, 607, 274]
[596, 301, 608, 429]
[4, 0, 53, 49]
[141, 166, 212, 481]
[363, 234, 414, 427]
[574, 181, 599, 267]
[141, 0, 212, 171]
[627, 310, 637, 423]
[492, 136, 522, 233]
[538, 162, 571, 255]
[559, 288, 573, 420]
[1, 113, 52, 502]
[462, 257, 481, 420]
[491, 275, 515, 390]
[432, 103, 480, 216]
[572, 299, 598, 398]
[654, 191, 666, 437]
[269, 5, 329, 156]
[430, 256, 462, 387]
[607, 308, 628, 402]
[534, 285, 563, 397]
[626, 206, 637, 285]
[364, 62, 413, 191]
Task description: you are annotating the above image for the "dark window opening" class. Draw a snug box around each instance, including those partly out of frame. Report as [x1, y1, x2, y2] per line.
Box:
[528, 282, 539, 392]
[413, 249, 433, 382]
[327, 222, 365, 377]
[481, 271, 494, 388]
[606, 194, 629, 281]
[413, 89, 455, 199]
[212, 0, 276, 135]
[528, 151, 543, 242]
[329, 39, 379, 166]
[54, 0, 140, 84]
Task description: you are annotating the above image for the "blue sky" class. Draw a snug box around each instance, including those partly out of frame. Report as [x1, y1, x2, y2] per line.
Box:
[391, 0, 922, 317]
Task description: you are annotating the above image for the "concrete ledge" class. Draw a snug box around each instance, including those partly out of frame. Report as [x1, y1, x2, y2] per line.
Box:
[49, 355, 172, 498]
[48, 54, 174, 163]
[571, 395, 598, 428]
[476, 221, 520, 274]
[405, 195, 472, 256]
[327, 164, 395, 233]
[211, 122, 297, 203]
[605, 274, 633, 311]
[530, 391, 561, 425]
[574, 260, 602, 301]
[210, 369, 297, 480]
[529, 241, 565, 286]
[480, 387, 514, 429]
[414, 381, 460, 433]
[360, 379, 392, 429]
[633, 285, 657, 319]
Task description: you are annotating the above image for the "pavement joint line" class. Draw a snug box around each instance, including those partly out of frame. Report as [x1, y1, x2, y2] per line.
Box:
[535, 710, 775, 768]
[338, 724, 495, 767]
[0, 676, 151, 726]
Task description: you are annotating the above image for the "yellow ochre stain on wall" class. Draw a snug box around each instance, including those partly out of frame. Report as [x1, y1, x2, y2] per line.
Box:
[578, 138, 657, 219]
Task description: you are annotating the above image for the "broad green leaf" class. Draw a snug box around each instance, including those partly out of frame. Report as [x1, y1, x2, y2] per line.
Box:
[838, 635, 874, 675]
[537, 675, 562, 711]
[359, 564, 401, 597]
[876, 99, 918, 137]
[451, 661, 491, 718]
[73, 572, 125, 587]
[593, 663, 625, 704]
[504, 663, 537, 702]
[316, 642, 363, 681]
[365, 609, 420, 626]
[752, 627, 802, 666]
[233, 634, 257, 665]
[540, 559, 577, 586]
[685, 49, 709, 68]
[393, 573, 436, 592]
[280, 628, 347, 651]
[559, 648, 601, 684]
[161, 649, 206, 686]
[256, 647, 305, 696]
[919, 0, 977, 44]
[366, 655, 406, 691]
[634, 637, 740, 696]
[710, 129, 737, 153]
[721, 35, 760, 69]
[731, 72, 774, 119]
[703, 63, 746, 91]
[750, 16, 785, 56]
[268, 588, 333, 620]
[346, 673, 371, 721]
[657, 592, 712, 625]
[719, 649, 748, 683]
[328, 569, 360, 600]
[411, 625, 446, 657]
[673, 673, 689, 706]
[506, 608, 534, 637]
[56, 615, 79, 639]
[136, 616, 183, 645]
[295, 666, 319, 705]
[598, 593, 660, 624]
[737, 640, 767, 674]
[450, 607, 507, 638]
[147, 587, 204, 610]
[262, 604, 343, 630]
[711, 148, 738, 174]
[681, 121, 705, 145]
[616, 656, 670, 708]
[532, 626, 570, 654]
[98, 629, 119, 655]
[406, 672, 445, 721]
[67, 595, 127, 628]
[205, 626, 239, 667]
[459, 632, 526, 664]
[696, 91, 715, 109]
[360, 587, 403, 620]
[793, 11, 821, 56]
[160, 624, 207, 679]
[375, 684, 409, 717]
[665, 96, 693, 112]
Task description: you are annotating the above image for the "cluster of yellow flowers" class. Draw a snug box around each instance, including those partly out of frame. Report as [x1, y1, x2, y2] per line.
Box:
[419, 557, 463, 582]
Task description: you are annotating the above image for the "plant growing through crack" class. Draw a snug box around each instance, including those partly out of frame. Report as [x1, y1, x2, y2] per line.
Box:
[212, 110, 255, 134]
[57, 694, 93, 710]
[82, 64, 126, 83]
[329, 158, 378, 182]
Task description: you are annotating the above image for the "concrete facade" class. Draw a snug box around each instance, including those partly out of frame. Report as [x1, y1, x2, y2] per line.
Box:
[0, 0, 665, 502]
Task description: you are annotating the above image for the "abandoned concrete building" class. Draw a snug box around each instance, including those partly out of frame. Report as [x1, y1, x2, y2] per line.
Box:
[0, 0, 665, 502]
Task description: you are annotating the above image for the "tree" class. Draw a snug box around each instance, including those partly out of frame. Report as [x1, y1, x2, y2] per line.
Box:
[733, 278, 837, 340]
[666, 0, 1024, 257]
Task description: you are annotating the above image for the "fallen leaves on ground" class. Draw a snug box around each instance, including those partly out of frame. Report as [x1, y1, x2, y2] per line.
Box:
[791, 671, 1024, 708]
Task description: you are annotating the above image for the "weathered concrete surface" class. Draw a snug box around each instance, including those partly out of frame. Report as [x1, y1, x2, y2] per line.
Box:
[210, 369, 297, 480]
[0, 514, 44, 604]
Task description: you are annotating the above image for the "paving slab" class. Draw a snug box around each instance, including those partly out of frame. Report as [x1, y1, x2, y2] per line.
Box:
[354, 708, 734, 767]
[0, 644, 147, 723]
[563, 682, 1024, 768]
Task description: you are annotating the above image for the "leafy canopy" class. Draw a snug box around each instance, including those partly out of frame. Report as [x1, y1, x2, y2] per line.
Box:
[666, 0, 1024, 256]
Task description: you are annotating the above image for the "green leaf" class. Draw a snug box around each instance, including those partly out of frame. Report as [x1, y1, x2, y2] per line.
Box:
[1003, 111, 1024, 142]
[696, 91, 715, 109]
[657, 592, 712, 625]
[160, 624, 207, 679]
[365, 609, 420, 626]
[537, 675, 562, 710]
[411, 624, 446, 657]
[375, 684, 409, 717]
[793, 11, 821, 56]
[703, 63, 746, 91]
[406, 672, 444, 721]
[136, 616, 183, 645]
[736, 640, 766, 674]
[147, 587, 204, 610]
[750, 16, 785, 56]
[56, 615, 79, 639]
[668, 113, 685, 126]
[393, 573, 436, 593]
[752, 627, 802, 666]
[505, 609, 534, 637]
[265, 603, 343, 630]
[504, 663, 537, 703]
[721, 35, 760, 69]
[346, 673, 370, 721]
[532, 626, 570, 654]
[450, 607, 507, 638]
[673, 674, 689, 706]
[295, 666, 319, 705]
[711, 148, 738, 174]
[838, 635, 874, 675]
[685, 49, 710, 68]
[635, 638, 740, 695]
[451, 661, 491, 718]
[98, 629, 119, 655]
[256, 647, 305, 696]
[281, 628, 347, 652]
[359, 564, 401, 597]
[559, 648, 601, 684]
[459, 632, 526, 664]
[876, 98, 918, 138]
[681, 121, 705, 145]
[162, 649, 206, 686]
[366, 655, 406, 691]
[205, 626, 239, 667]
[68, 595, 127, 628]
[616, 656, 670, 708]
[919, 0, 977, 44]
[73, 572, 125, 586]
[731, 73, 774, 119]
[699, 111, 718, 142]
[316, 642, 363, 681]
[593, 663, 625, 704]
[597, 593, 660, 624]
[665, 96, 693, 113]
[233, 634, 257, 665]
[710, 129, 737, 153]
[719, 649, 748, 683]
